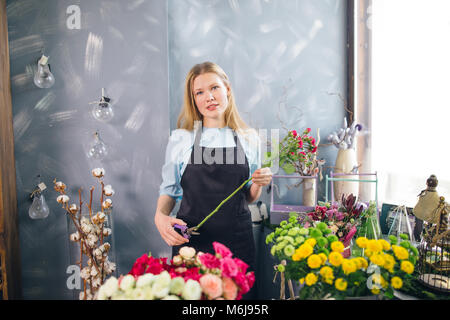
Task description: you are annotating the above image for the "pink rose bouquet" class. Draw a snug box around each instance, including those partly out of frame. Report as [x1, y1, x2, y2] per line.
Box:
[124, 241, 254, 300]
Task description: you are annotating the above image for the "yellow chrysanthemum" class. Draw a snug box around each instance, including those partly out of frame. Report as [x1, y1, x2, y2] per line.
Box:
[379, 239, 391, 251]
[305, 273, 318, 286]
[351, 258, 361, 269]
[335, 278, 348, 291]
[292, 252, 301, 261]
[383, 254, 396, 271]
[356, 237, 368, 249]
[358, 257, 368, 269]
[320, 266, 333, 278]
[296, 243, 314, 260]
[367, 239, 383, 253]
[331, 241, 345, 253]
[307, 254, 322, 269]
[371, 274, 388, 289]
[392, 245, 409, 260]
[370, 254, 386, 267]
[305, 238, 317, 248]
[318, 253, 327, 265]
[391, 276, 403, 289]
[323, 275, 334, 285]
[341, 259, 357, 275]
[328, 252, 343, 267]
[371, 288, 380, 295]
[299, 278, 305, 285]
[364, 249, 374, 258]
[400, 260, 414, 274]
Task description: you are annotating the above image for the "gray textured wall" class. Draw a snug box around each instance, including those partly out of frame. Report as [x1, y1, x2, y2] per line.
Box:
[169, 0, 346, 205]
[8, 0, 346, 299]
[8, 0, 169, 299]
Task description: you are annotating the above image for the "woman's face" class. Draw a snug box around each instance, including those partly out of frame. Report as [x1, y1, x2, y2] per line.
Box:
[192, 72, 230, 125]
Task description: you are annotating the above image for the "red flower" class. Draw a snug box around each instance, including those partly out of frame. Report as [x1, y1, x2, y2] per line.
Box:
[146, 257, 164, 275]
[199, 253, 221, 269]
[182, 267, 202, 282]
[298, 139, 303, 149]
[306, 128, 311, 133]
[311, 138, 316, 145]
[311, 146, 317, 153]
[128, 254, 150, 276]
[292, 130, 297, 137]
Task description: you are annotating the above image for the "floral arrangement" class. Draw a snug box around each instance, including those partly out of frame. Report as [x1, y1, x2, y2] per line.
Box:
[278, 128, 321, 176]
[303, 194, 367, 250]
[96, 242, 255, 300]
[327, 117, 362, 150]
[54, 168, 116, 300]
[266, 215, 418, 299]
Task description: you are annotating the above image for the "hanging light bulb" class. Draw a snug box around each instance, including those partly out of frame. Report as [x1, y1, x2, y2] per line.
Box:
[92, 88, 114, 122]
[29, 177, 50, 219]
[87, 131, 108, 160]
[34, 55, 55, 89]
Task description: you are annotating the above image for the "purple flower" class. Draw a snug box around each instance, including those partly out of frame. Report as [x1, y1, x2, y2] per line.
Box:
[326, 209, 334, 220]
[335, 211, 345, 221]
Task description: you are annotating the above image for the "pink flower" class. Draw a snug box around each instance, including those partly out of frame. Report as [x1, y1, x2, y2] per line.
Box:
[222, 277, 238, 300]
[220, 257, 238, 278]
[306, 128, 311, 133]
[290, 152, 295, 155]
[311, 146, 317, 153]
[344, 225, 357, 242]
[233, 258, 249, 274]
[199, 274, 223, 300]
[298, 139, 303, 148]
[292, 130, 297, 137]
[246, 272, 255, 289]
[199, 253, 221, 269]
[299, 151, 306, 156]
[213, 242, 232, 258]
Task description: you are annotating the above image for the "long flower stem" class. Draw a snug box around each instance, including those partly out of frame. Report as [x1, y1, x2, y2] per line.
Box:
[194, 177, 253, 231]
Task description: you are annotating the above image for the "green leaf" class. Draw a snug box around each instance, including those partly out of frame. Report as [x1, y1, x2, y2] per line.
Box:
[282, 163, 296, 174]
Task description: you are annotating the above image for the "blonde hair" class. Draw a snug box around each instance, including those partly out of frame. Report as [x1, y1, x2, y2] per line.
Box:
[177, 62, 249, 134]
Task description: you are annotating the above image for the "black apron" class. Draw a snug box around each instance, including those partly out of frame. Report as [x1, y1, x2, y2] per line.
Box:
[172, 127, 256, 272]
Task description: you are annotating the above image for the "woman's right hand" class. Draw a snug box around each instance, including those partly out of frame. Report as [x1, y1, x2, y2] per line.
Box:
[154, 211, 190, 246]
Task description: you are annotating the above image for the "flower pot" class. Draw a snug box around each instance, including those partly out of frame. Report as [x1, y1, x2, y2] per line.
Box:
[334, 148, 359, 201]
[302, 179, 316, 207]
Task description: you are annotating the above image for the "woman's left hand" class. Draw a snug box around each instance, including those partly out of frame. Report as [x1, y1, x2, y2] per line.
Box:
[251, 167, 273, 187]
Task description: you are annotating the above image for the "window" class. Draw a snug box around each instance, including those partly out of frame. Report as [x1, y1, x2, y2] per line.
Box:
[371, 0, 450, 206]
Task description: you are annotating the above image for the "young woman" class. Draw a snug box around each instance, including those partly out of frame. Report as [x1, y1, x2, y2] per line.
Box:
[154, 62, 272, 275]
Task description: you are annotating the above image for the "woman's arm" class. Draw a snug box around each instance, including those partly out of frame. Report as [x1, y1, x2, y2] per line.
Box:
[246, 183, 262, 204]
[154, 195, 189, 246]
[246, 167, 272, 203]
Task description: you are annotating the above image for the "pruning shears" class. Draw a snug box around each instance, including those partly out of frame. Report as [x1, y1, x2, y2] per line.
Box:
[173, 177, 253, 239]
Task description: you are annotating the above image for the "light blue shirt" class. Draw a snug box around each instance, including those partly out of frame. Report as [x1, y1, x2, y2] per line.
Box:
[159, 125, 261, 202]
